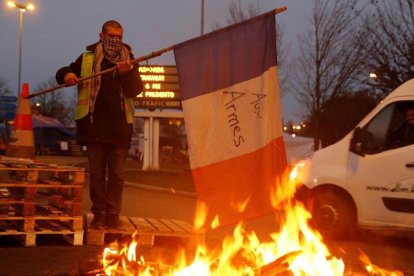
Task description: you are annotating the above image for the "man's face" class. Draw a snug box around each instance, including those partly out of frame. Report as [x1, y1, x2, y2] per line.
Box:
[99, 26, 123, 41]
[405, 109, 414, 125]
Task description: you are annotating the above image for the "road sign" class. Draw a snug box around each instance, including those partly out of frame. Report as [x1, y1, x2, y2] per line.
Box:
[133, 100, 181, 109]
[0, 111, 15, 120]
[0, 103, 17, 111]
[135, 65, 181, 109]
[0, 95, 18, 102]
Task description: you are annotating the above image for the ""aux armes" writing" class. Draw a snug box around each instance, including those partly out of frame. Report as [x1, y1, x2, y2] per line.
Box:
[223, 91, 267, 147]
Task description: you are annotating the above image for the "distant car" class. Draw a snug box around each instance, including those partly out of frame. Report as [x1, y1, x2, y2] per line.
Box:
[296, 79, 414, 239]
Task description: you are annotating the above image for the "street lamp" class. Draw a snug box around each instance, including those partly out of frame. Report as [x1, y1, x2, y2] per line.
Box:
[200, 0, 204, 35]
[369, 72, 378, 94]
[7, 1, 34, 95]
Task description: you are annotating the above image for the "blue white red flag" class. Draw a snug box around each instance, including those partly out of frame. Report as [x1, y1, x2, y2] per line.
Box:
[174, 10, 287, 227]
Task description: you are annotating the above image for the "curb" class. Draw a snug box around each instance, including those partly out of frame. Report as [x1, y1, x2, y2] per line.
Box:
[82, 171, 197, 198]
[124, 180, 197, 198]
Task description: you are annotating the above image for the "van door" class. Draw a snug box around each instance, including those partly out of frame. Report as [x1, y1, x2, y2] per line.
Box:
[348, 101, 414, 228]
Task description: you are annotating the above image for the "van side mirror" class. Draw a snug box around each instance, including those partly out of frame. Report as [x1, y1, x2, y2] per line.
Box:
[350, 127, 366, 156]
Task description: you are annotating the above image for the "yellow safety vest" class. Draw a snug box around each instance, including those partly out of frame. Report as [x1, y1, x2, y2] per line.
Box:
[76, 52, 134, 124]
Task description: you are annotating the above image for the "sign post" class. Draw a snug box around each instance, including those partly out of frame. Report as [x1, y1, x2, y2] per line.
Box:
[0, 96, 17, 120]
[0, 96, 18, 103]
[133, 65, 182, 170]
[0, 95, 18, 150]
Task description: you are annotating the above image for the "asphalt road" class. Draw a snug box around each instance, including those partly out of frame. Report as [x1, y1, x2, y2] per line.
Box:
[0, 156, 413, 275]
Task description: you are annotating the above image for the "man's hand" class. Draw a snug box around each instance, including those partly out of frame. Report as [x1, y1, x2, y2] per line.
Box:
[63, 73, 79, 86]
[117, 60, 132, 75]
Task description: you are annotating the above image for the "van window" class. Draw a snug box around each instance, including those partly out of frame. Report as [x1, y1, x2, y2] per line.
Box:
[364, 101, 414, 154]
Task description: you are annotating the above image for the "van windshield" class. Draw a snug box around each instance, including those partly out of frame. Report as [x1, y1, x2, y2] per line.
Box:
[364, 101, 414, 154]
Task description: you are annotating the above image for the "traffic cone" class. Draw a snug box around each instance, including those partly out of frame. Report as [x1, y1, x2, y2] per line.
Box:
[6, 83, 35, 159]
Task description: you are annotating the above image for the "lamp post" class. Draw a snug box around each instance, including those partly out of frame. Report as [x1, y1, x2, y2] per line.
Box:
[7, 1, 34, 95]
[200, 0, 204, 35]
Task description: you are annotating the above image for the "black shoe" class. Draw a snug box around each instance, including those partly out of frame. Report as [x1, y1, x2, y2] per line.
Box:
[106, 213, 124, 230]
[90, 213, 105, 230]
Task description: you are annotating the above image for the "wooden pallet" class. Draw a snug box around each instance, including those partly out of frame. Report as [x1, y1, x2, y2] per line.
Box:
[0, 156, 85, 186]
[85, 214, 204, 247]
[0, 158, 85, 246]
[0, 215, 83, 232]
[85, 214, 135, 246]
[0, 228, 84, 247]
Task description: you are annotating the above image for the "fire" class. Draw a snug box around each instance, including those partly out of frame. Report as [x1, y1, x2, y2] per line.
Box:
[359, 252, 404, 276]
[100, 164, 402, 275]
[102, 205, 345, 275]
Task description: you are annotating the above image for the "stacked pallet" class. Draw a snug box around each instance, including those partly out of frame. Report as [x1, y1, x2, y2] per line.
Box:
[0, 156, 85, 246]
[85, 214, 205, 247]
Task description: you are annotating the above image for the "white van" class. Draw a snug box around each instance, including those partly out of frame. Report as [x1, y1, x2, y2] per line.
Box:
[297, 79, 414, 239]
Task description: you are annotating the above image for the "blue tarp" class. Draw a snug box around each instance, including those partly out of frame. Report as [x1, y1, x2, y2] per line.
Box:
[32, 115, 75, 151]
[32, 115, 75, 136]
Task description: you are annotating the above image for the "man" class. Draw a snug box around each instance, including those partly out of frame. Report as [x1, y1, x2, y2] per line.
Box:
[56, 20, 143, 229]
[387, 104, 414, 149]
[400, 106, 414, 145]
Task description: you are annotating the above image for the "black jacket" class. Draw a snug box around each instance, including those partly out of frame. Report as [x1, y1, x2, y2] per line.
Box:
[56, 43, 143, 146]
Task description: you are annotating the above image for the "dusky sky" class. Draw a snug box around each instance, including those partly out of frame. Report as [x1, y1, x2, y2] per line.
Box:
[0, 0, 312, 121]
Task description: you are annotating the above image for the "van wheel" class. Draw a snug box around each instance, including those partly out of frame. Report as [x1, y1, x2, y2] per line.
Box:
[310, 191, 354, 239]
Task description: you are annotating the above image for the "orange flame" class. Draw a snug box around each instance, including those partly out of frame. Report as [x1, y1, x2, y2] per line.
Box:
[101, 164, 403, 275]
[193, 200, 208, 231]
[359, 251, 404, 276]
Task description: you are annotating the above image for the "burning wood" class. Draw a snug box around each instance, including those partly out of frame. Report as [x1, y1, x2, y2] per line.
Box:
[93, 166, 403, 275]
[359, 252, 404, 276]
[254, 250, 302, 275]
[78, 260, 105, 275]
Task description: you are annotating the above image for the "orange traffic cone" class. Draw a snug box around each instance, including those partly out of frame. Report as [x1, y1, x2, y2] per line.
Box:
[6, 83, 35, 159]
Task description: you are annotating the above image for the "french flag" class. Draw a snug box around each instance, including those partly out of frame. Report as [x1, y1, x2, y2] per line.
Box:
[174, 10, 287, 227]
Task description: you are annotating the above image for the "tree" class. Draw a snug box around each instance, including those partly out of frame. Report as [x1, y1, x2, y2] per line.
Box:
[31, 77, 76, 126]
[226, 1, 260, 25]
[319, 90, 377, 147]
[291, 0, 368, 150]
[358, 0, 414, 97]
[0, 77, 12, 96]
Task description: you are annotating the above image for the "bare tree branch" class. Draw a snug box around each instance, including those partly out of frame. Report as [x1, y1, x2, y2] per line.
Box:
[359, 0, 414, 96]
[32, 77, 76, 126]
[291, 0, 367, 149]
[219, 1, 290, 96]
[0, 77, 12, 96]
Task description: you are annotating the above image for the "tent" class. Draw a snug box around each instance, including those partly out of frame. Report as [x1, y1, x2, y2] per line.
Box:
[32, 115, 75, 153]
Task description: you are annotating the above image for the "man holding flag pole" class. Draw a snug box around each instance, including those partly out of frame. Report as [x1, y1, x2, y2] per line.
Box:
[55, 20, 143, 230]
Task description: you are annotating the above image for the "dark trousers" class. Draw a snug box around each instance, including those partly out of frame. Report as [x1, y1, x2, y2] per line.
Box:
[87, 142, 129, 215]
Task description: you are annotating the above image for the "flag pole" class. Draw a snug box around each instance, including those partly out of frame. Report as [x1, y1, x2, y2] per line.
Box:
[275, 6, 287, 14]
[25, 46, 173, 99]
[26, 6, 287, 100]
